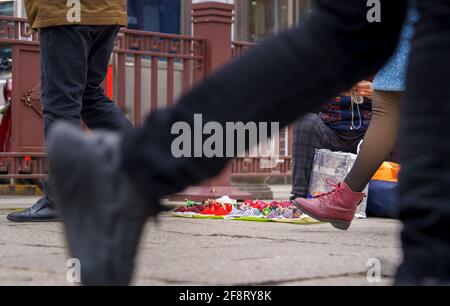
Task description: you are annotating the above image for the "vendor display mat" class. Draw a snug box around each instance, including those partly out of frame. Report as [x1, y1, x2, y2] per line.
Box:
[169, 212, 322, 225]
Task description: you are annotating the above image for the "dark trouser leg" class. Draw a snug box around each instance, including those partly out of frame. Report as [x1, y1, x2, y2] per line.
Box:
[81, 26, 132, 131]
[121, 0, 407, 203]
[345, 90, 403, 192]
[41, 26, 130, 205]
[397, 0, 450, 282]
[292, 114, 346, 198]
[40, 26, 89, 137]
[40, 26, 90, 206]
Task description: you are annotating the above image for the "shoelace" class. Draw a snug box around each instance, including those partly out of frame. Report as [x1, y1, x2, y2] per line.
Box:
[314, 178, 343, 207]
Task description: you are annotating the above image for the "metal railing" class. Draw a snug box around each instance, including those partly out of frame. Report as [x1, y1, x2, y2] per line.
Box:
[112, 29, 205, 125]
[232, 40, 255, 59]
[0, 11, 293, 180]
[0, 15, 39, 44]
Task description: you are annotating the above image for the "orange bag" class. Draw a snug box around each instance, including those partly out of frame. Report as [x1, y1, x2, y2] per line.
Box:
[372, 162, 401, 183]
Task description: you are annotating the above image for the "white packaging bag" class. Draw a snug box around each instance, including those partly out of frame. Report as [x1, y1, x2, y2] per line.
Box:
[309, 149, 368, 219]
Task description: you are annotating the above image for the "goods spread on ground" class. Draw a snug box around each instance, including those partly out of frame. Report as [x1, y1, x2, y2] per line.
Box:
[171, 197, 321, 225]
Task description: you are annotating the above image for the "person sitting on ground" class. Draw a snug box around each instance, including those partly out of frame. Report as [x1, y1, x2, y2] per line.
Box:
[291, 81, 373, 201]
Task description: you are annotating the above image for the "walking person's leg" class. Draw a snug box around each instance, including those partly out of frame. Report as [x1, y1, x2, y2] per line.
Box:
[7, 26, 92, 222]
[81, 26, 132, 131]
[294, 90, 403, 229]
[48, 0, 408, 285]
[345, 90, 403, 191]
[7, 25, 131, 223]
[396, 0, 450, 285]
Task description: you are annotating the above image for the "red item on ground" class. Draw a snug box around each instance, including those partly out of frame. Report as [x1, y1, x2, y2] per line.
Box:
[201, 207, 214, 215]
[188, 206, 202, 214]
[174, 206, 187, 213]
[214, 207, 228, 216]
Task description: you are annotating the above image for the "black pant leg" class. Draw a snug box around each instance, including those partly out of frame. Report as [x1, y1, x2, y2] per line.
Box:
[397, 0, 450, 282]
[40, 25, 93, 205]
[40, 25, 91, 137]
[121, 0, 408, 202]
[82, 26, 132, 132]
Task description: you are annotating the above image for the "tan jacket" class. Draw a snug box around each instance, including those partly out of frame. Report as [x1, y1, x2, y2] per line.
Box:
[24, 0, 128, 29]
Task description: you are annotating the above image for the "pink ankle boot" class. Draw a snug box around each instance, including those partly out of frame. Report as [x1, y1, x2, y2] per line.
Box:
[293, 182, 365, 231]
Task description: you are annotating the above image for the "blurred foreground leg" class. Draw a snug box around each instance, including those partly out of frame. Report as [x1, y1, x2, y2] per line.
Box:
[48, 0, 407, 285]
[397, 0, 450, 285]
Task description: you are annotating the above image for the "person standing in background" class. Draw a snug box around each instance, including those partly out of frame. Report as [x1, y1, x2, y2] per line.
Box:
[7, 0, 132, 222]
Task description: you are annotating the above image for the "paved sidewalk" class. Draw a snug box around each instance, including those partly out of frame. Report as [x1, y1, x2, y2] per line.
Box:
[0, 196, 402, 286]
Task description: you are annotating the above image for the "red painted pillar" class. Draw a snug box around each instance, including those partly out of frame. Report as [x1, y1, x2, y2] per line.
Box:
[170, 1, 252, 202]
[192, 1, 234, 74]
[193, 1, 234, 187]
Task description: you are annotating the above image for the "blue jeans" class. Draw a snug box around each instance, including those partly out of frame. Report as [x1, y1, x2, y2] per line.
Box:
[40, 25, 132, 205]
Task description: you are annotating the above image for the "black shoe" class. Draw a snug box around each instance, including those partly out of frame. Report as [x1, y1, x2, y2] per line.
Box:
[47, 122, 163, 286]
[7, 197, 59, 222]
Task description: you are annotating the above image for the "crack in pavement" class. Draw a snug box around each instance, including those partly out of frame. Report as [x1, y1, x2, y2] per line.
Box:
[136, 276, 206, 285]
[233, 271, 372, 286]
[0, 264, 62, 276]
[2, 242, 67, 250]
[158, 230, 401, 249]
[0, 251, 65, 260]
[134, 270, 392, 286]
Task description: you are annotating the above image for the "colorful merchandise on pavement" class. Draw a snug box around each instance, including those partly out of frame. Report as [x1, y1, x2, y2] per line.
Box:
[172, 199, 321, 225]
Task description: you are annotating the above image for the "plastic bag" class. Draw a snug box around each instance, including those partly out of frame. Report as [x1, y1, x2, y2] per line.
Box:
[309, 149, 368, 219]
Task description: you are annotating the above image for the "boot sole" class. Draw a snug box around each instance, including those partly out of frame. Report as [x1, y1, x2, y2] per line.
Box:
[295, 206, 352, 231]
